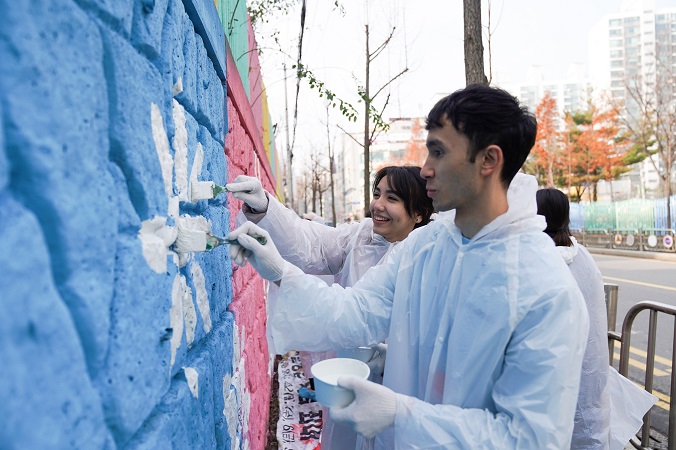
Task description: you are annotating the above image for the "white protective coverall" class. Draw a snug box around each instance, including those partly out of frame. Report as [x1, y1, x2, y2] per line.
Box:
[240, 195, 394, 288]
[267, 173, 590, 449]
[240, 195, 395, 449]
[558, 238, 611, 449]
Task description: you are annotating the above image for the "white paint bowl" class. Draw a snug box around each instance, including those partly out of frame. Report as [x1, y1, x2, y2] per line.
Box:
[311, 358, 370, 408]
[336, 346, 376, 363]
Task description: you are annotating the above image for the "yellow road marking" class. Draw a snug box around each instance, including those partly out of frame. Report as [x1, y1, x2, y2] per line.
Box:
[603, 275, 676, 292]
[626, 346, 673, 368]
[615, 352, 670, 376]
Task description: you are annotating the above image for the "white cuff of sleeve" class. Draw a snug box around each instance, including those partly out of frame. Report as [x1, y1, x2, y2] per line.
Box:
[281, 262, 304, 279]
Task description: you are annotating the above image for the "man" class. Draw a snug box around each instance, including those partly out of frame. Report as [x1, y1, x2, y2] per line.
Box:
[228, 84, 589, 448]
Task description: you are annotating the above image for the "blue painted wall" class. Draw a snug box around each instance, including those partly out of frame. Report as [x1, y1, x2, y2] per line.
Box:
[0, 0, 253, 448]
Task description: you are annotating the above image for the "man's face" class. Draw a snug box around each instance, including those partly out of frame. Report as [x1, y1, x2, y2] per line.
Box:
[421, 117, 481, 212]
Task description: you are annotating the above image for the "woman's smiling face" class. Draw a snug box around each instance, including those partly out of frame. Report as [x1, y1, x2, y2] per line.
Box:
[370, 176, 420, 243]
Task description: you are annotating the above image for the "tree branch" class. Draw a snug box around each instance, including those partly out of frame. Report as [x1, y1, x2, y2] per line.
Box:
[337, 124, 364, 147]
[370, 27, 396, 61]
[371, 67, 408, 101]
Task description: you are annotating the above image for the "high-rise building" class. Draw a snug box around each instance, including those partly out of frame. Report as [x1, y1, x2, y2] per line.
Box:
[589, 0, 676, 196]
[502, 64, 592, 116]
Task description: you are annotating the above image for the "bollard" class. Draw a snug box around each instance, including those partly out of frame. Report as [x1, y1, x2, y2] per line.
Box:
[604, 283, 619, 364]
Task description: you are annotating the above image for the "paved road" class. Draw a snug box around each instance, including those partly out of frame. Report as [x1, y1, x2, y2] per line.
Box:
[591, 252, 676, 440]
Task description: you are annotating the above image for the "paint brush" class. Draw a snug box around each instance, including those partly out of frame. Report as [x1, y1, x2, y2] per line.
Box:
[173, 228, 267, 253]
[190, 181, 252, 202]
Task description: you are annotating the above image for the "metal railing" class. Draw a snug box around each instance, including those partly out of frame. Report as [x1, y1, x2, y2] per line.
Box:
[573, 228, 676, 254]
[605, 284, 619, 365]
[608, 300, 676, 450]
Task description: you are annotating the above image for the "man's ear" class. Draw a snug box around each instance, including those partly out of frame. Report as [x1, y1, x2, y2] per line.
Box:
[479, 145, 503, 176]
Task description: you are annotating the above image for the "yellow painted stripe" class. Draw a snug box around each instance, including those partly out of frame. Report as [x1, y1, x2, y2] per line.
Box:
[614, 352, 669, 376]
[626, 346, 673, 368]
[603, 275, 676, 292]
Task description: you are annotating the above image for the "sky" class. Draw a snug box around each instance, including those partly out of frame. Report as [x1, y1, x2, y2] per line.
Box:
[253, 0, 676, 167]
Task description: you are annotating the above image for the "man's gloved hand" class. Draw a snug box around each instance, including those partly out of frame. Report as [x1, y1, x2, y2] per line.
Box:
[225, 175, 269, 213]
[330, 376, 397, 439]
[227, 222, 288, 281]
[366, 343, 388, 376]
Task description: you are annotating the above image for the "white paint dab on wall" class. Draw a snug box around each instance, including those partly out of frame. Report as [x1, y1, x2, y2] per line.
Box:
[223, 378, 239, 442]
[190, 142, 204, 187]
[172, 99, 189, 202]
[241, 387, 251, 436]
[232, 323, 241, 366]
[168, 196, 179, 220]
[138, 216, 176, 273]
[150, 103, 174, 202]
[173, 77, 184, 96]
[183, 366, 199, 398]
[170, 275, 187, 369]
[190, 260, 212, 333]
[180, 273, 197, 347]
[233, 356, 251, 444]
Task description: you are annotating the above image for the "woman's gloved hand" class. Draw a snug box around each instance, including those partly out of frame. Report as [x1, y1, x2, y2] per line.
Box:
[330, 376, 397, 439]
[227, 222, 288, 281]
[366, 343, 388, 376]
[226, 175, 269, 213]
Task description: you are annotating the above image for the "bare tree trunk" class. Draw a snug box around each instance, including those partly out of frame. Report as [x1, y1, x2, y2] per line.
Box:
[463, 0, 488, 86]
[283, 63, 294, 211]
[363, 24, 371, 217]
[326, 106, 337, 226]
[312, 175, 317, 212]
[609, 179, 615, 203]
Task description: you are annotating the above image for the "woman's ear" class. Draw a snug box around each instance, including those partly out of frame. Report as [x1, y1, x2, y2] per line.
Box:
[415, 214, 422, 224]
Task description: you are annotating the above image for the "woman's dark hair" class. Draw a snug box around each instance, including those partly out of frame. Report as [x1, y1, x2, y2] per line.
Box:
[536, 188, 573, 247]
[372, 165, 434, 229]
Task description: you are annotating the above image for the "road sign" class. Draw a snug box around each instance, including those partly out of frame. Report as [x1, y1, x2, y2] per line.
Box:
[648, 235, 658, 247]
[626, 234, 635, 246]
[664, 235, 673, 249]
[614, 234, 623, 245]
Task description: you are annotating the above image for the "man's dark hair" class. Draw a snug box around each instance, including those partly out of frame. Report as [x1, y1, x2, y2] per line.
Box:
[536, 188, 573, 247]
[372, 165, 434, 228]
[425, 84, 537, 187]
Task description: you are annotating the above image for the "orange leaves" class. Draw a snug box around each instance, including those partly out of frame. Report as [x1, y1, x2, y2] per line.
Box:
[531, 92, 561, 187]
[527, 92, 631, 194]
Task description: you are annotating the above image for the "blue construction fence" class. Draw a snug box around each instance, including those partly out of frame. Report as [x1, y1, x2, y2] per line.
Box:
[569, 195, 676, 231]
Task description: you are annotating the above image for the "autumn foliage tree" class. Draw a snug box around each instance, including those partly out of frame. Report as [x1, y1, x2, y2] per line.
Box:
[525, 93, 634, 201]
[529, 92, 561, 187]
[563, 103, 632, 201]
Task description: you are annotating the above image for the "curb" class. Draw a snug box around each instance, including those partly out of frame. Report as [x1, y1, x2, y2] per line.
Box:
[587, 247, 676, 262]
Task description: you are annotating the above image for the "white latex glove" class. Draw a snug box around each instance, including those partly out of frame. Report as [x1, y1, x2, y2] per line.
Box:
[227, 222, 288, 281]
[225, 175, 269, 212]
[331, 376, 397, 439]
[366, 343, 388, 376]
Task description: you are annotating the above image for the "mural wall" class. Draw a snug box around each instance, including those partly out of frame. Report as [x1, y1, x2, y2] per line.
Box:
[0, 0, 279, 448]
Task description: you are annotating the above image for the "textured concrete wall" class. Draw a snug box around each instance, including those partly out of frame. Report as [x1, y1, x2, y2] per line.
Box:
[0, 0, 272, 448]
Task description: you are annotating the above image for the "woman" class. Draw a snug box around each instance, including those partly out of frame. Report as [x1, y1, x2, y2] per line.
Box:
[228, 165, 434, 288]
[227, 165, 434, 450]
[536, 188, 611, 449]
